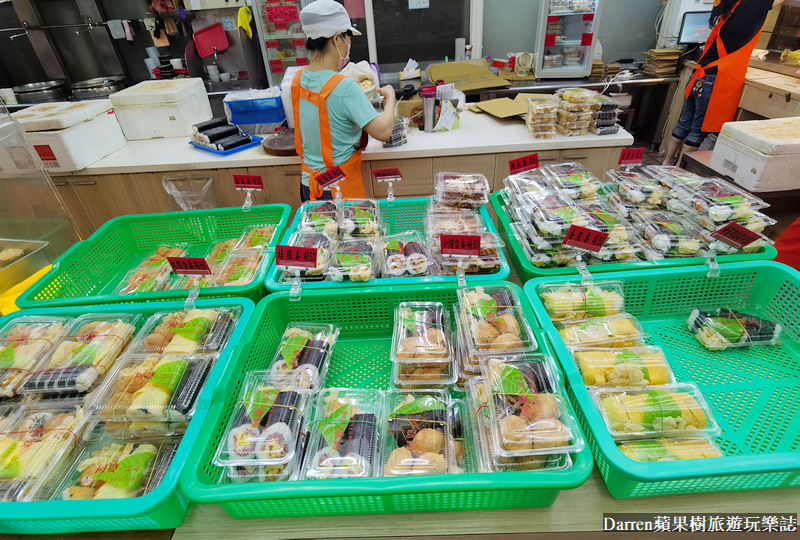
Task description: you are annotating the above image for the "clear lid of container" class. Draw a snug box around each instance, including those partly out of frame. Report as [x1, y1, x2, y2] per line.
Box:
[694, 210, 776, 234]
[632, 210, 705, 256]
[555, 124, 588, 136]
[556, 117, 593, 129]
[102, 420, 189, 440]
[224, 458, 299, 484]
[593, 109, 620, 120]
[434, 172, 491, 208]
[577, 200, 635, 245]
[52, 430, 180, 501]
[266, 322, 340, 392]
[616, 175, 668, 207]
[537, 279, 626, 322]
[541, 164, 602, 201]
[341, 199, 382, 239]
[527, 114, 557, 126]
[642, 165, 705, 188]
[448, 399, 475, 474]
[593, 95, 620, 111]
[690, 178, 769, 223]
[207, 238, 239, 268]
[688, 305, 785, 350]
[457, 285, 538, 356]
[381, 231, 434, 278]
[529, 126, 557, 139]
[326, 239, 378, 282]
[392, 302, 453, 364]
[129, 307, 240, 355]
[214, 371, 311, 467]
[167, 274, 216, 291]
[557, 109, 594, 122]
[604, 191, 642, 219]
[509, 221, 580, 269]
[590, 124, 620, 136]
[298, 200, 340, 238]
[559, 88, 598, 103]
[93, 354, 216, 423]
[301, 388, 384, 480]
[113, 265, 171, 295]
[213, 249, 265, 287]
[0, 317, 72, 399]
[590, 241, 643, 263]
[571, 345, 674, 387]
[617, 437, 724, 462]
[559, 100, 595, 113]
[527, 97, 559, 115]
[425, 211, 486, 240]
[503, 174, 552, 199]
[592, 383, 720, 441]
[20, 314, 139, 396]
[278, 232, 334, 280]
[425, 196, 474, 215]
[392, 355, 456, 389]
[382, 390, 454, 477]
[683, 214, 774, 255]
[557, 314, 648, 349]
[519, 191, 590, 237]
[136, 245, 188, 270]
[236, 225, 277, 250]
[0, 404, 89, 502]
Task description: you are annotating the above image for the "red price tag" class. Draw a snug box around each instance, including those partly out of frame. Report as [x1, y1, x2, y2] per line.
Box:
[562, 225, 608, 252]
[266, 40, 279, 49]
[291, 38, 305, 47]
[233, 174, 264, 191]
[167, 257, 212, 276]
[269, 59, 284, 73]
[509, 153, 539, 175]
[275, 21, 288, 30]
[581, 33, 593, 47]
[544, 34, 556, 47]
[266, 4, 299, 23]
[582, 13, 594, 21]
[276, 245, 318, 268]
[618, 148, 646, 166]
[296, 57, 309, 66]
[492, 59, 506, 69]
[547, 15, 559, 23]
[266, 0, 281, 3]
[711, 222, 761, 249]
[440, 235, 481, 257]
[316, 166, 345, 188]
[371, 168, 402, 182]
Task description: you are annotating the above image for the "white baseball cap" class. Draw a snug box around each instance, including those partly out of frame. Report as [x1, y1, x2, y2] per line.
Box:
[300, 0, 362, 40]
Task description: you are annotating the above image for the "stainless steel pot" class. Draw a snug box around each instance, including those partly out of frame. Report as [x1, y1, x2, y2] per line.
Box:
[12, 80, 69, 103]
[71, 76, 126, 99]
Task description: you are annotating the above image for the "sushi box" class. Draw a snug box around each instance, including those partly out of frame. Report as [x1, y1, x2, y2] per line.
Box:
[709, 116, 800, 192]
[109, 78, 212, 140]
[3, 100, 125, 173]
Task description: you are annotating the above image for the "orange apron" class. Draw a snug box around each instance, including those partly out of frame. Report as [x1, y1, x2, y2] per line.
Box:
[685, 0, 763, 133]
[292, 70, 367, 201]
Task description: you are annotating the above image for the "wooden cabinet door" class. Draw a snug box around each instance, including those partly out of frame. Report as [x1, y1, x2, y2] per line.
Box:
[370, 158, 433, 198]
[432, 155, 496, 192]
[212, 168, 252, 209]
[258, 165, 303, 209]
[128, 172, 180, 214]
[494, 150, 560, 191]
[69, 174, 143, 230]
[51, 179, 95, 239]
[560, 148, 613, 178]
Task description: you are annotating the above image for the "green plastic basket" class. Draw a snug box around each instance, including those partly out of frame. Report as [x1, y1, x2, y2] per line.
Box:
[15, 204, 292, 309]
[491, 191, 779, 284]
[265, 198, 510, 291]
[181, 283, 592, 519]
[524, 261, 800, 499]
[0, 297, 255, 534]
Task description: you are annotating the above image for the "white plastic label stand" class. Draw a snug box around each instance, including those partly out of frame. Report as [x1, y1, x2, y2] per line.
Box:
[334, 185, 342, 204]
[386, 181, 395, 202]
[456, 258, 467, 288]
[290, 270, 302, 302]
[705, 248, 720, 278]
[184, 287, 200, 311]
[242, 190, 253, 213]
[575, 254, 593, 283]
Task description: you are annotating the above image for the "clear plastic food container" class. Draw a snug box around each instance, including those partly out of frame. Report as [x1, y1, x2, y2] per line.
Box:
[136, 245, 188, 270]
[557, 109, 594, 123]
[687, 306, 784, 350]
[690, 178, 768, 223]
[382, 390, 455, 477]
[19, 313, 139, 396]
[685, 216, 774, 255]
[520, 191, 590, 237]
[578, 200, 634, 246]
[529, 126, 557, 139]
[543, 54, 564, 69]
[392, 355, 456, 389]
[277, 232, 333, 281]
[617, 437, 724, 462]
[298, 200, 340, 238]
[559, 88, 598, 104]
[593, 95, 620, 111]
[694, 211, 776, 234]
[503, 174, 552, 199]
[527, 97, 559, 115]
[114, 265, 171, 295]
[593, 109, 620, 121]
[425, 211, 486, 241]
[555, 124, 588, 137]
[559, 100, 595, 113]
[434, 172, 491, 209]
[236, 224, 277, 250]
[207, 238, 239, 268]
[167, 273, 215, 291]
[457, 285, 537, 356]
[643, 166, 706, 198]
[0, 317, 71, 399]
[341, 199, 382, 239]
[93, 354, 216, 423]
[617, 175, 667, 207]
[102, 420, 188, 440]
[590, 124, 621, 136]
[570, 345, 674, 387]
[301, 388, 383, 480]
[129, 307, 240, 355]
[327, 238, 378, 282]
[266, 322, 340, 392]
[213, 249, 265, 287]
[537, 279, 625, 322]
[604, 191, 643, 219]
[381, 231, 434, 277]
[437, 232, 505, 275]
[590, 241, 642, 263]
[448, 399, 476, 474]
[527, 113, 557, 126]
[511, 222, 580, 269]
[542, 163, 602, 201]
[391, 302, 453, 364]
[592, 383, 720, 441]
[557, 314, 648, 348]
[632, 210, 705, 256]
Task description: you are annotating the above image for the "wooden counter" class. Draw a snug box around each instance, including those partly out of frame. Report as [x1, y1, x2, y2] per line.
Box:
[738, 67, 800, 120]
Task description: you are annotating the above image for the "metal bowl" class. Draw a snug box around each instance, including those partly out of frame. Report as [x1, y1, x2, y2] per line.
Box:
[71, 76, 126, 99]
[12, 80, 66, 93]
[12, 80, 68, 103]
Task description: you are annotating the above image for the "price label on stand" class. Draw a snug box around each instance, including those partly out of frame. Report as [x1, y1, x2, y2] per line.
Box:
[233, 174, 264, 191]
[581, 33, 594, 47]
[618, 148, 646, 166]
[296, 57, 309, 66]
[167, 257, 212, 276]
[291, 38, 305, 47]
[316, 166, 346, 188]
[372, 168, 402, 182]
[266, 40, 279, 49]
[276, 245, 317, 268]
[440, 235, 481, 257]
[562, 225, 608, 252]
[269, 59, 284, 73]
[509, 153, 539, 175]
[711, 222, 761, 249]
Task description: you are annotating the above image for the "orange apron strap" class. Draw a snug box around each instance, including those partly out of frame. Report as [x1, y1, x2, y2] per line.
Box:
[291, 70, 304, 159]
[685, 0, 742, 98]
[316, 74, 346, 170]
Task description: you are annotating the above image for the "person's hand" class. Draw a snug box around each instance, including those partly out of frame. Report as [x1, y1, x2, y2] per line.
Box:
[377, 85, 396, 101]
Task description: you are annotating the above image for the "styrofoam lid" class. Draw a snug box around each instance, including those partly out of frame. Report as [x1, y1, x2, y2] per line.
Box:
[718, 116, 800, 156]
[109, 78, 206, 106]
[12, 100, 113, 132]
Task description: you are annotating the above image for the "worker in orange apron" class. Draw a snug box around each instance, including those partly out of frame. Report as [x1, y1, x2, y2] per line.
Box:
[294, 0, 397, 202]
[664, 0, 784, 165]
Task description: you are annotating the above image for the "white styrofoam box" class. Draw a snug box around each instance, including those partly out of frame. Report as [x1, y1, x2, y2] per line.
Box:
[709, 134, 798, 192]
[109, 78, 212, 140]
[718, 116, 800, 156]
[12, 100, 113, 132]
[0, 110, 126, 173]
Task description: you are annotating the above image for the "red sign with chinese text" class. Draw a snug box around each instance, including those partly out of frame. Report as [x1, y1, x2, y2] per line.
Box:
[618, 148, 646, 166]
[316, 166, 346, 188]
[372, 168, 402, 182]
[562, 225, 608, 252]
[581, 33, 593, 47]
[711, 222, 762, 249]
[296, 57, 309, 66]
[276, 245, 317, 268]
[440, 235, 481, 257]
[269, 59, 284, 73]
[167, 257, 212, 276]
[233, 174, 264, 191]
[544, 34, 556, 47]
[509, 153, 539, 175]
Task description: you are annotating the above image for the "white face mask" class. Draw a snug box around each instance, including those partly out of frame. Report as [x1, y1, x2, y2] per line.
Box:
[336, 35, 351, 71]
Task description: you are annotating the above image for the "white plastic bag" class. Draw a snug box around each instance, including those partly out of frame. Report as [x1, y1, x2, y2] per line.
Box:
[340, 60, 379, 98]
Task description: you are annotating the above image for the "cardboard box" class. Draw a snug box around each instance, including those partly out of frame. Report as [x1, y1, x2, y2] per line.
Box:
[427, 59, 510, 92]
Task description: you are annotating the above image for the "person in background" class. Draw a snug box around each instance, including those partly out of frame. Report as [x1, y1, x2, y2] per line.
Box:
[293, 0, 396, 202]
[663, 0, 784, 165]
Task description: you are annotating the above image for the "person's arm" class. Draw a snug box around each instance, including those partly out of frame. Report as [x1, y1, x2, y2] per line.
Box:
[362, 85, 397, 142]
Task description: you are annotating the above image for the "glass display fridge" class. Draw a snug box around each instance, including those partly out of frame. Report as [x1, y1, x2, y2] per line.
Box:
[534, 0, 602, 79]
[254, 0, 311, 87]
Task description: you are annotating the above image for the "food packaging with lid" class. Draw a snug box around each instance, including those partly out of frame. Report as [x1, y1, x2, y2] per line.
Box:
[448, 399, 476, 473]
[617, 437, 723, 462]
[632, 210, 705, 256]
[128, 307, 240, 356]
[557, 109, 594, 123]
[433, 172, 491, 209]
[690, 178, 768, 223]
[0, 404, 89, 502]
[557, 314, 648, 348]
[528, 125, 557, 139]
[590, 124, 621, 136]
[0, 317, 71, 399]
[604, 191, 643, 219]
[102, 420, 188, 440]
[510, 222, 579, 269]
[503, 174, 552, 201]
[527, 112, 556, 126]
[213, 249, 265, 287]
[527, 97, 559, 115]
[301, 388, 384, 480]
[214, 371, 311, 473]
[556, 118, 592, 131]
[114, 266, 171, 295]
[642, 166, 706, 198]
[298, 201, 340, 239]
[266, 322, 340, 392]
[391, 302, 453, 364]
[452, 325, 475, 390]
[234, 224, 277, 251]
[392, 354, 456, 389]
[694, 210, 776, 234]
[606, 170, 667, 207]
[278, 232, 333, 281]
[481, 357, 583, 459]
[19, 313, 139, 396]
[136, 245, 188, 270]
[381, 231, 434, 277]
[327, 238, 378, 282]
[537, 279, 625, 322]
[519, 190, 590, 237]
[592, 383, 720, 441]
[425, 210, 486, 241]
[687, 306, 783, 350]
[52, 429, 180, 501]
[340, 199, 382, 239]
[457, 284, 538, 357]
[685, 215, 774, 255]
[93, 353, 216, 423]
[578, 200, 635, 246]
[437, 232, 504, 275]
[382, 390, 455, 477]
[570, 345, 674, 387]
[555, 123, 588, 136]
[592, 95, 620, 111]
[559, 88, 598, 104]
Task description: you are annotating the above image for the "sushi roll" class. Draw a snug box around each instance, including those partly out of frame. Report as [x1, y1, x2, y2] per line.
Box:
[255, 422, 292, 460]
[227, 424, 260, 460]
[404, 243, 430, 276]
[216, 133, 252, 151]
[687, 308, 781, 350]
[169, 357, 214, 422]
[540, 282, 624, 321]
[618, 438, 722, 462]
[199, 124, 240, 144]
[193, 117, 230, 133]
[227, 464, 259, 483]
